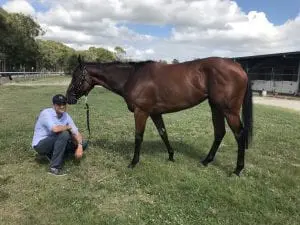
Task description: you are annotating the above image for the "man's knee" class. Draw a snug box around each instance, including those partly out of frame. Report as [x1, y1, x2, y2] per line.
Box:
[58, 131, 72, 141]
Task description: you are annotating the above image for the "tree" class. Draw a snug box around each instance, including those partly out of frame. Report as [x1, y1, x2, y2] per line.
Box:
[114, 46, 126, 61]
[172, 59, 179, 64]
[0, 8, 117, 73]
[36, 39, 75, 71]
[0, 9, 44, 70]
[80, 47, 116, 62]
[65, 53, 79, 75]
[0, 8, 9, 51]
[159, 59, 168, 64]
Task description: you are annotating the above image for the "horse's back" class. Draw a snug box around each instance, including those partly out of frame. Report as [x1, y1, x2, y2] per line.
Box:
[126, 60, 208, 113]
[125, 57, 248, 114]
[154, 57, 249, 111]
[152, 57, 248, 92]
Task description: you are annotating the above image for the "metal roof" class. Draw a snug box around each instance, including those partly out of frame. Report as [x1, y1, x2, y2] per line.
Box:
[233, 51, 300, 60]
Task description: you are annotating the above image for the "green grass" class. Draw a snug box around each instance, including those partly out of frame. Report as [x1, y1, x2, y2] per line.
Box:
[0, 77, 299, 225]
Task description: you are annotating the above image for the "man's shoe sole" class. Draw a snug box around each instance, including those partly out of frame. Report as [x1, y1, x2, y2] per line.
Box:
[47, 171, 67, 176]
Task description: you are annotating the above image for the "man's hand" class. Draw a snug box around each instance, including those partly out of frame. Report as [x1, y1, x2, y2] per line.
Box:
[75, 145, 83, 160]
[66, 125, 72, 131]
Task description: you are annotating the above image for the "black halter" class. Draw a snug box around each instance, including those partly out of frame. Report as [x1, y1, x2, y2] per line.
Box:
[70, 66, 93, 143]
[81, 66, 92, 144]
[71, 66, 93, 96]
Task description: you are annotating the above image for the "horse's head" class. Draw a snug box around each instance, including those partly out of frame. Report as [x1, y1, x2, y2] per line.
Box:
[66, 56, 94, 104]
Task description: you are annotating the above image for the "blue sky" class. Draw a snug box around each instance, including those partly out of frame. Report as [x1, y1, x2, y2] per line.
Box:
[235, 0, 300, 25]
[1, 0, 300, 60]
[130, 0, 300, 37]
[1, 0, 299, 38]
[125, 24, 173, 38]
[1, 0, 299, 25]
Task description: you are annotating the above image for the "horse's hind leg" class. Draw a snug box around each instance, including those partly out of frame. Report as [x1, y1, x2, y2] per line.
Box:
[151, 114, 174, 161]
[224, 111, 245, 176]
[202, 104, 225, 166]
[128, 108, 149, 168]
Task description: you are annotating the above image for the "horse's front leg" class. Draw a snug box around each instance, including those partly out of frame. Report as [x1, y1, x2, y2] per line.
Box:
[128, 107, 149, 168]
[151, 114, 174, 162]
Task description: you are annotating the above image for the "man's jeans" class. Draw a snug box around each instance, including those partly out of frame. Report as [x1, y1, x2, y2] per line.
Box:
[33, 131, 87, 169]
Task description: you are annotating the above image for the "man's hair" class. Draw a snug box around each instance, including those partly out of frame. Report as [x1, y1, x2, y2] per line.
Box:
[52, 94, 67, 105]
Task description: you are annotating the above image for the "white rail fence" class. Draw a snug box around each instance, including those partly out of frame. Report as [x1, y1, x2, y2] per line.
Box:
[0, 72, 65, 85]
[0, 71, 64, 79]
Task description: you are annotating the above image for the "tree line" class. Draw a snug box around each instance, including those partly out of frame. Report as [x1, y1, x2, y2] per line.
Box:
[0, 8, 181, 74]
[0, 8, 126, 74]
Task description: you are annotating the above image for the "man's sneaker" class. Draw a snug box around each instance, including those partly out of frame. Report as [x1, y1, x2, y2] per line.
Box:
[48, 167, 67, 176]
[82, 140, 89, 151]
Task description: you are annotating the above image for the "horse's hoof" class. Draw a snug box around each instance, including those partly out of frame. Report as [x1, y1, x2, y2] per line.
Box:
[168, 157, 175, 162]
[233, 165, 244, 176]
[127, 163, 136, 169]
[232, 169, 242, 176]
[201, 160, 209, 167]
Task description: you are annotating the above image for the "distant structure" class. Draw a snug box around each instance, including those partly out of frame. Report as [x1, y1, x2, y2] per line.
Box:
[0, 52, 6, 72]
[233, 51, 300, 95]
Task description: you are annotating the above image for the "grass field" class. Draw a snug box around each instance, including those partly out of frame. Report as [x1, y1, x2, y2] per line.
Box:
[0, 76, 299, 225]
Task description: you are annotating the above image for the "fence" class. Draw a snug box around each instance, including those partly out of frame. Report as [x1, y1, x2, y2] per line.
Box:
[249, 72, 300, 95]
[0, 72, 65, 85]
[0, 71, 64, 78]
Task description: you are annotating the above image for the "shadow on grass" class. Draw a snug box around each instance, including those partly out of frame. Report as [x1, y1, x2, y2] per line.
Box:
[28, 138, 236, 175]
[90, 138, 235, 174]
[92, 138, 204, 158]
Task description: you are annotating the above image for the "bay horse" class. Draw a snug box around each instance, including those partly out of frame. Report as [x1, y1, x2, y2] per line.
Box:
[66, 56, 253, 176]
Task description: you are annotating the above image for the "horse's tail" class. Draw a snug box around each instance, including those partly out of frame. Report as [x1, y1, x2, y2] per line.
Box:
[242, 79, 253, 149]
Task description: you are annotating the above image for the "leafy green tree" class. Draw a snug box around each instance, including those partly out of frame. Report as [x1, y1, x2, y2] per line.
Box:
[64, 53, 79, 75]
[159, 59, 168, 64]
[36, 39, 75, 71]
[1, 10, 43, 70]
[172, 59, 179, 64]
[114, 46, 126, 61]
[79, 47, 116, 62]
[0, 8, 9, 52]
[0, 8, 118, 73]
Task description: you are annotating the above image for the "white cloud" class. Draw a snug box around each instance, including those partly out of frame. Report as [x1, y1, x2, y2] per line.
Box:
[1, 0, 300, 61]
[2, 0, 35, 16]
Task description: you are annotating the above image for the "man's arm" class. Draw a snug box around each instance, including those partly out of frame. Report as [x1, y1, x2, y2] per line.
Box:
[51, 125, 72, 133]
[41, 110, 72, 134]
[65, 114, 83, 159]
[52, 125, 84, 159]
[72, 131, 83, 146]
[73, 131, 84, 159]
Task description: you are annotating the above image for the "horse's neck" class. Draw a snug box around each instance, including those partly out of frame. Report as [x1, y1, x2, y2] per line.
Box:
[91, 65, 132, 97]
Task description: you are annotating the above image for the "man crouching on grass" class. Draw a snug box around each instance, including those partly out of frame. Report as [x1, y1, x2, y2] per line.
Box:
[32, 94, 87, 176]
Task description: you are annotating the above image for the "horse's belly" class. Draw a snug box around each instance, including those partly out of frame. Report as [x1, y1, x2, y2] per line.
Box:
[153, 91, 208, 113]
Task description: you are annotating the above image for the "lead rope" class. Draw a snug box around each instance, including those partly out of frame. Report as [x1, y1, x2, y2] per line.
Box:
[84, 96, 91, 144]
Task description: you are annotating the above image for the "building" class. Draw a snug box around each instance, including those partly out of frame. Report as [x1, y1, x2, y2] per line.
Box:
[233, 51, 300, 95]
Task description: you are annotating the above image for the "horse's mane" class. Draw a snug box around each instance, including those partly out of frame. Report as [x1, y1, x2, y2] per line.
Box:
[83, 60, 155, 72]
[85, 60, 155, 66]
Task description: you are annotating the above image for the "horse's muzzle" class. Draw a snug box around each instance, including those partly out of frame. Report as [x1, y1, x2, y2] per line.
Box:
[67, 97, 77, 105]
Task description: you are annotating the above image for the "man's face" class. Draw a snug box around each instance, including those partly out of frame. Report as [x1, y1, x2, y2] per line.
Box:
[54, 103, 67, 115]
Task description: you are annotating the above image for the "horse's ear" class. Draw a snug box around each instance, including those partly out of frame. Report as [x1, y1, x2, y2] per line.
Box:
[78, 55, 84, 69]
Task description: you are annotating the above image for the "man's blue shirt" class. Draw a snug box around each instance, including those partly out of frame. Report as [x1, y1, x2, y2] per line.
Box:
[32, 108, 78, 147]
